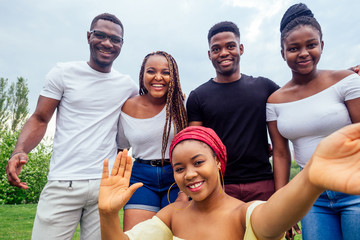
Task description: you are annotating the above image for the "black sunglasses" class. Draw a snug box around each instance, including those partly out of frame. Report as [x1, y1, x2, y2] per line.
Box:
[89, 30, 123, 44]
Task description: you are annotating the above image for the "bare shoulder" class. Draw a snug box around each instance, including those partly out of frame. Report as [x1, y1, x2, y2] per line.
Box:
[267, 83, 292, 104]
[121, 95, 143, 114]
[155, 201, 186, 228]
[325, 69, 355, 83]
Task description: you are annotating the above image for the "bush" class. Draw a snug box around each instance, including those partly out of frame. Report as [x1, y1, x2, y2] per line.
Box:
[0, 129, 52, 204]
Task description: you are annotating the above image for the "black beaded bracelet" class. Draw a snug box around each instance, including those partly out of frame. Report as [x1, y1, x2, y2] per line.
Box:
[9, 151, 25, 160]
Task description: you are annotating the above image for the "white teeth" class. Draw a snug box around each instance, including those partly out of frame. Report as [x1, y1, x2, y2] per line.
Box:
[99, 49, 111, 54]
[189, 182, 202, 189]
[152, 84, 163, 87]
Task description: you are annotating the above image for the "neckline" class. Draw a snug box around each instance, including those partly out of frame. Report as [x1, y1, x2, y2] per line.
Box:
[121, 105, 166, 120]
[269, 74, 355, 105]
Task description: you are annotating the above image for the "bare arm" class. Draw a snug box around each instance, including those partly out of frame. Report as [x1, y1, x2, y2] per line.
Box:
[267, 121, 291, 191]
[251, 123, 360, 240]
[346, 97, 360, 123]
[6, 96, 59, 189]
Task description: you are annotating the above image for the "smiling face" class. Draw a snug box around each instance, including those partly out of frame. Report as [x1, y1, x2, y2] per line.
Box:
[87, 19, 123, 73]
[142, 54, 170, 99]
[281, 25, 323, 76]
[172, 140, 221, 202]
[208, 31, 243, 79]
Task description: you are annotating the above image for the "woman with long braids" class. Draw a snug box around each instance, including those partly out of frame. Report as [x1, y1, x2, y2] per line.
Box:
[117, 51, 188, 231]
[267, 3, 360, 239]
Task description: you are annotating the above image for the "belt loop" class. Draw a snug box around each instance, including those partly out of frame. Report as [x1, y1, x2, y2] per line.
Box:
[67, 181, 73, 191]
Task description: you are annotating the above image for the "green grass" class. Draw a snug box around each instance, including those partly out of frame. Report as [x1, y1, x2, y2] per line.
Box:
[0, 204, 301, 239]
[0, 204, 124, 240]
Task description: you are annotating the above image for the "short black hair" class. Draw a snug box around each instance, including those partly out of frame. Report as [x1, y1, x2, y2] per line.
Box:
[90, 13, 123, 32]
[280, 3, 322, 49]
[207, 21, 240, 43]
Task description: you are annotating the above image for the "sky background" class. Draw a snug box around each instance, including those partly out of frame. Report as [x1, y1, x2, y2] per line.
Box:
[1, 0, 359, 117]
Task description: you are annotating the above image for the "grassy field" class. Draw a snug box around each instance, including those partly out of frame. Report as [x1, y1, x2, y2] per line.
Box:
[0, 204, 123, 240]
[0, 204, 302, 239]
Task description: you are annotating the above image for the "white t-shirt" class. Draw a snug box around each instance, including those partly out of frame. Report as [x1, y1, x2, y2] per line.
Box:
[40, 61, 138, 180]
[266, 74, 360, 168]
[117, 106, 174, 160]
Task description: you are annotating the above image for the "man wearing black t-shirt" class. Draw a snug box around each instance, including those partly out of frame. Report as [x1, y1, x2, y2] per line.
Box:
[186, 21, 288, 202]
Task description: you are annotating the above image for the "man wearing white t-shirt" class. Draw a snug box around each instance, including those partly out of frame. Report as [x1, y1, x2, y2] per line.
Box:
[6, 13, 137, 239]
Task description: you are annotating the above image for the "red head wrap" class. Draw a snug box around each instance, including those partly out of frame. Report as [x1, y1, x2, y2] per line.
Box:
[169, 126, 227, 175]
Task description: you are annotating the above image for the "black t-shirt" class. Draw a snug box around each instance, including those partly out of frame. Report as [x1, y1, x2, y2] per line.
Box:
[186, 74, 280, 184]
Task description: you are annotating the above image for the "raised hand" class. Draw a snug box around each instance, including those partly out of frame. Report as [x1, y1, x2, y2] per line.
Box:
[308, 123, 360, 194]
[98, 149, 143, 214]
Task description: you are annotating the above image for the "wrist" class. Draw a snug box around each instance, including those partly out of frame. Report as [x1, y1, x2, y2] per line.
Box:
[9, 151, 26, 160]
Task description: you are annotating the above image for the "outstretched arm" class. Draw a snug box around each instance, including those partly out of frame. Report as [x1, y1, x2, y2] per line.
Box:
[99, 149, 143, 240]
[251, 123, 360, 240]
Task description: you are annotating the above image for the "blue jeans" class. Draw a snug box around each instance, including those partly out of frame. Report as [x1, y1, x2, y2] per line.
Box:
[124, 161, 179, 212]
[301, 190, 360, 240]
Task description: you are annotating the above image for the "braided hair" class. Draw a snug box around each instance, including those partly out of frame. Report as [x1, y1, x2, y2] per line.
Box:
[138, 51, 188, 163]
[280, 3, 322, 49]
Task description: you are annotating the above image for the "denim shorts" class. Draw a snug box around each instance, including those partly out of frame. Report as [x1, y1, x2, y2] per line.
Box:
[124, 161, 179, 212]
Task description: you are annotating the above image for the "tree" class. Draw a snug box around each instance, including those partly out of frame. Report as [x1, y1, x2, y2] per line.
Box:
[0, 77, 52, 204]
[0, 77, 29, 131]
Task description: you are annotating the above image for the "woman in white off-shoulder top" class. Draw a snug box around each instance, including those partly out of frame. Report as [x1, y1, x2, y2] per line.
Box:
[266, 3, 360, 240]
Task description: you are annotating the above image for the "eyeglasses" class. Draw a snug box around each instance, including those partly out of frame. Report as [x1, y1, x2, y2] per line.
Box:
[89, 30, 123, 44]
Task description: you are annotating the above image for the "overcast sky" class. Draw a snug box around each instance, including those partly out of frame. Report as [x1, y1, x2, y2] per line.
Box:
[2, 0, 359, 113]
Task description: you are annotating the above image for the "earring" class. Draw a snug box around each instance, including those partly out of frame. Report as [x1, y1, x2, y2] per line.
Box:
[167, 182, 192, 210]
[218, 170, 225, 196]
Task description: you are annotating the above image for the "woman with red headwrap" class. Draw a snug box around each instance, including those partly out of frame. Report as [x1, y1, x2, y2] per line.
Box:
[99, 124, 360, 240]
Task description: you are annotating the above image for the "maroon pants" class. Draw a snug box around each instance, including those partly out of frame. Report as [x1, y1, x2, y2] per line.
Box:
[225, 179, 275, 202]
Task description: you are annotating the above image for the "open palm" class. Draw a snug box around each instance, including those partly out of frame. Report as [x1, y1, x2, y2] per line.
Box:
[98, 149, 143, 213]
[309, 123, 360, 194]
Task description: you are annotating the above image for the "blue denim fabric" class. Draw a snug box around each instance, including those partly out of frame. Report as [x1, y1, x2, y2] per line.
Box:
[301, 190, 360, 240]
[124, 161, 179, 212]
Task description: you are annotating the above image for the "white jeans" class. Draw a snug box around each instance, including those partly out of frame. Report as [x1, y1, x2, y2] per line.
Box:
[31, 179, 101, 240]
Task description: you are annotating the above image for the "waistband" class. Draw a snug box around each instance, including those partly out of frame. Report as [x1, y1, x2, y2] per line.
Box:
[135, 158, 171, 167]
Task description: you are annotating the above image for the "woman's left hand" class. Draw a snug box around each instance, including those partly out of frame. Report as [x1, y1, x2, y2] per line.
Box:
[98, 149, 143, 214]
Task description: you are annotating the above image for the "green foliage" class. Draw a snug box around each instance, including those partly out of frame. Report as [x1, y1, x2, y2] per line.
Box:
[0, 76, 52, 204]
[290, 160, 301, 180]
[0, 128, 52, 204]
[0, 77, 29, 131]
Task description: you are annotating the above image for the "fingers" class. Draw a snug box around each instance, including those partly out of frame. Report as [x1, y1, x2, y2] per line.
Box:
[111, 149, 130, 177]
[118, 149, 128, 177]
[6, 158, 28, 189]
[128, 182, 143, 195]
[111, 152, 122, 176]
[339, 122, 360, 140]
[102, 159, 109, 179]
[293, 224, 301, 234]
[123, 153, 133, 181]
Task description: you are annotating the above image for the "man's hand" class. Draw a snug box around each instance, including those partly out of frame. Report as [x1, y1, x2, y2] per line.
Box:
[6, 152, 29, 189]
[98, 149, 143, 214]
